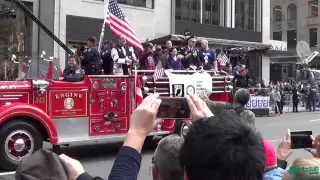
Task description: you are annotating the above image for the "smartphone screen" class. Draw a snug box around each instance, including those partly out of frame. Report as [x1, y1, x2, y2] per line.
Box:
[156, 97, 191, 119]
[291, 131, 312, 149]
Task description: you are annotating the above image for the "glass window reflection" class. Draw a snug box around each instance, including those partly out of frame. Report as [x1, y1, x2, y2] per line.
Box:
[235, 0, 257, 31]
[0, 1, 33, 81]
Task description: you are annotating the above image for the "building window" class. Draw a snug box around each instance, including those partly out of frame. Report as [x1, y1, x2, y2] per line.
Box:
[176, 0, 202, 23]
[309, 0, 318, 17]
[189, 0, 200, 23]
[202, 0, 220, 25]
[235, 0, 257, 31]
[273, 6, 282, 21]
[273, 32, 282, 41]
[287, 4, 297, 21]
[287, 30, 297, 48]
[310, 28, 318, 47]
[117, 0, 154, 9]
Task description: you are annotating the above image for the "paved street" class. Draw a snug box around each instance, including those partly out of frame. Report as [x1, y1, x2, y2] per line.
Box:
[1, 110, 320, 179]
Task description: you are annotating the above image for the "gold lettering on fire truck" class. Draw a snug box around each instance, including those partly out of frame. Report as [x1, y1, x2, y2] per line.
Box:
[55, 93, 83, 99]
[52, 92, 85, 116]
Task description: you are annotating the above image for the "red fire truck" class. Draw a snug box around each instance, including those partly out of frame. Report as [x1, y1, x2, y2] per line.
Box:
[0, 0, 234, 171]
[0, 57, 234, 170]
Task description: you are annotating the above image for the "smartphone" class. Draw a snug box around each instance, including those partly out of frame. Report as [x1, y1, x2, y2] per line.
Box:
[156, 97, 191, 119]
[291, 131, 312, 149]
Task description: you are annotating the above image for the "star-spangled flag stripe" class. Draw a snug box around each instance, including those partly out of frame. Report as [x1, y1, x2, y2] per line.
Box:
[153, 61, 165, 82]
[105, 0, 143, 51]
[217, 54, 229, 65]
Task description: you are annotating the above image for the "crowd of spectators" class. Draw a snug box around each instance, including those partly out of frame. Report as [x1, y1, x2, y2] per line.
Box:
[249, 80, 320, 114]
[15, 93, 320, 180]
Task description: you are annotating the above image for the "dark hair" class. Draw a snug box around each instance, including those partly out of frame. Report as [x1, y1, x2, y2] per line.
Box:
[235, 88, 250, 106]
[169, 47, 177, 53]
[180, 111, 265, 180]
[69, 56, 77, 60]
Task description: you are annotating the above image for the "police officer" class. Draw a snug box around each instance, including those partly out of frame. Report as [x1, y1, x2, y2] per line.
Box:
[180, 36, 202, 70]
[59, 56, 84, 82]
[111, 34, 137, 75]
[81, 36, 102, 75]
[201, 88, 255, 127]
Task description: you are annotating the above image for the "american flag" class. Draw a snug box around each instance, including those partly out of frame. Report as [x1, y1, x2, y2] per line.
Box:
[105, 0, 143, 51]
[217, 54, 229, 66]
[135, 71, 143, 106]
[153, 61, 165, 82]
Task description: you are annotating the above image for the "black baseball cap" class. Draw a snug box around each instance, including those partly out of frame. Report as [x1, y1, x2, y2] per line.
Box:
[87, 36, 97, 43]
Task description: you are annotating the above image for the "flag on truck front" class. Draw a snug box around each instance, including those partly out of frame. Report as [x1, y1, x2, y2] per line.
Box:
[105, 0, 143, 51]
[153, 61, 165, 82]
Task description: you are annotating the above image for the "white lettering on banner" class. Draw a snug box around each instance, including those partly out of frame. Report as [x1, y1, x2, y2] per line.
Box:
[165, 71, 212, 97]
[245, 96, 270, 109]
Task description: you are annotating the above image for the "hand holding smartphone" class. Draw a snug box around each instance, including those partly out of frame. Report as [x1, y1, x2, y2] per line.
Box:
[291, 131, 312, 149]
[156, 97, 191, 119]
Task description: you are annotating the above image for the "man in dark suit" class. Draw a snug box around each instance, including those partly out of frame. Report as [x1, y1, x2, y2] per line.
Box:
[153, 46, 172, 69]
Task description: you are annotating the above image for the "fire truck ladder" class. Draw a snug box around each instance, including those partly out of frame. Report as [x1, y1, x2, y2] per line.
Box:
[10, 0, 76, 56]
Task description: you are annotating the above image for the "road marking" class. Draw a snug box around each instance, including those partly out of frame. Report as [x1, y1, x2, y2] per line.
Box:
[0, 171, 15, 176]
[309, 119, 320, 122]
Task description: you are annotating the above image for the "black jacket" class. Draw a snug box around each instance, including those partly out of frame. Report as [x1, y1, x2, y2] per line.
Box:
[181, 47, 202, 69]
[82, 45, 102, 75]
[62, 65, 84, 82]
[101, 50, 113, 75]
[153, 54, 172, 69]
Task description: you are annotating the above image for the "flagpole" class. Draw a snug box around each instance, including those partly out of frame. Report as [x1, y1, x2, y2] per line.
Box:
[134, 64, 138, 108]
[98, 0, 110, 49]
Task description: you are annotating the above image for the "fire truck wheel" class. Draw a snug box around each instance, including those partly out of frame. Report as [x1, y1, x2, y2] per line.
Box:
[174, 121, 189, 137]
[0, 120, 43, 171]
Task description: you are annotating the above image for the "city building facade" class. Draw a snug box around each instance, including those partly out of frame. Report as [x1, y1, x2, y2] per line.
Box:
[268, 0, 320, 82]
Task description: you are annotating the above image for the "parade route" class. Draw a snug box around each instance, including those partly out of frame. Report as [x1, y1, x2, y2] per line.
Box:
[1, 111, 320, 179]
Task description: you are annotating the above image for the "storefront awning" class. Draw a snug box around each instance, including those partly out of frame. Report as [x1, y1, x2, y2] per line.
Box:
[149, 34, 272, 52]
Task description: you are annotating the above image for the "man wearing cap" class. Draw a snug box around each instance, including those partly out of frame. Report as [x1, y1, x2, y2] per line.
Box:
[101, 40, 113, 75]
[180, 36, 202, 70]
[81, 36, 102, 75]
[111, 34, 137, 75]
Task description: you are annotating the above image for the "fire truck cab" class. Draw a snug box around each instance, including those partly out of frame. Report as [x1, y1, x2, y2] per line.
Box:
[0, 57, 234, 171]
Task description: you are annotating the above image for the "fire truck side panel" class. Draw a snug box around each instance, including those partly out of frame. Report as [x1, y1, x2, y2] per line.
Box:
[47, 80, 90, 144]
[88, 76, 131, 136]
[0, 103, 59, 145]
